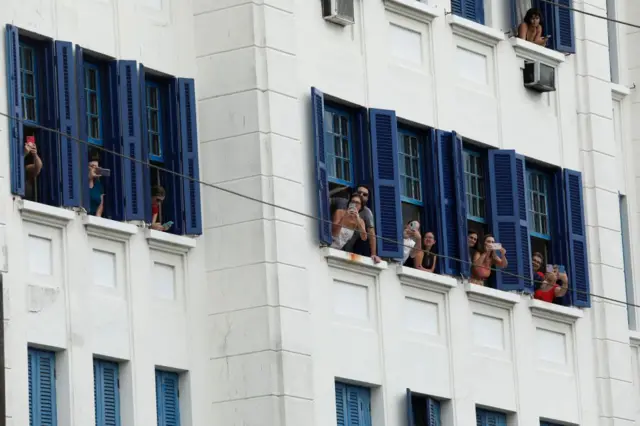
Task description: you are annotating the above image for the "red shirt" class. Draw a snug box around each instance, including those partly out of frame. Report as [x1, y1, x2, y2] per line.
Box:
[534, 284, 558, 302]
[151, 201, 159, 216]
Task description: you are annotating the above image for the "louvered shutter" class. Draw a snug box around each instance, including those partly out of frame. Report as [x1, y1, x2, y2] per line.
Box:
[370, 109, 402, 259]
[516, 155, 533, 292]
[433, 130, 467, 275]
[406, 389, 414, 426]
[5, 24, 25, 196]
[55, 41, 80, 207]
[564, 169, 590, 307]
[553, 0, 575, 53]
[357, 387, 371, 426]
[177, 78, 202, 235]
[118, 61, 144, 220]
[39, 40, 61, 207]
[94, 360, 120, 426]
[311, 87, 332, 245]
[335, 382, 346, 426]
[166, 79, 185, 234]
[450, 0, 484, 23]
[451, 0, 463, 17]
[28, 349, 57, 426]
[346, 386, 361, 426]
[75, 46, 91, 213]
[427, 398, 440, 426]
[156, 371, 180, 426]
[488, 150, 526, 291]
[550, 169, 570, 304]
[139, 64, 153, 224]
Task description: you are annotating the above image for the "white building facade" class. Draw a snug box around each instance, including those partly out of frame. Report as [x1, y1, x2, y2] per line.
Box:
[2, 0, 640, 425]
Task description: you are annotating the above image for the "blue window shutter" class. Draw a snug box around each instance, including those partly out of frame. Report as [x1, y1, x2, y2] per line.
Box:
[406, 388, 413, 426]
[427, 398, 440, 426]
[165, 79, 185, 235]
[39, 40, 61, 207]
[354, 107, 372, 186]
[177, 78, 202, 235]
[564, 169, 590, 307]
[335, 382, 346, 426]
[94, 360, 120, 426]
[346, 386, 360, 425]
[488, 150, 525, 291]
[551, 169, 570, 305]
[156, 371, 180, 426]
[105, 61, 125, 221]
[139, 64, 153, 224]
[465, 0, 484, 24]
[434, 130, 466, 275]
[118, 60, 144, 220]
[76, 46, 91, 213]
[370, 108, 402, 258]
[5, 24, 25, 196]
[55, 41, 80, 207]
[453, 132, 470, 276]
[451, 0, 463, 17]
[554, 0, 575, 53]
[516, 155, 533, 292]
[311, 87, 332, 245]
[357, 386, 372, 426]
[28, 349, 57, 426]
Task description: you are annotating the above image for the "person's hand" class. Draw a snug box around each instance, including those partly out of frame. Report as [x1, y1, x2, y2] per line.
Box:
[150, 223, 165, 231]
[499, 247, 506, 256]
[558, 271, 568, 282]
[24, 144, 29, 156]
[348, 208, 358, 218]
[411, 230, 421, 240]
[371, 255, 382, 264]
[30, 145, 38, 156]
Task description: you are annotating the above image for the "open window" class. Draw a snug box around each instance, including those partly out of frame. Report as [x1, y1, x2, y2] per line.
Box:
[510, 0, 575, 53]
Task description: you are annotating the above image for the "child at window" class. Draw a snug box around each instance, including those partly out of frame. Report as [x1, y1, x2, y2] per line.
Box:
[24, 137, 42, 201]
[150, 185, 168, 231]
[534, 266, 568, 302]
[330, 193, 367, 250]
[88, 155, 105, 217]
[517, 8, 549, 46]
[471, 234, 508, 285]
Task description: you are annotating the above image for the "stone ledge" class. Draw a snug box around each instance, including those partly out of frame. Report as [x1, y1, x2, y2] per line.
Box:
[396, 265, 457, 293]
[146, 229, 197, 254]
[18, 200, 76, 228]
[323, 247, 388, 275]
[383, 0, 441, 23]
[448, 14, 505, 46]
[611, 82, 631, 100]
[629, 331, 640, 345]
[83, 214, 138, 241]
[509, 37, 565, 66]
[465, 283, 520, 308]
[529, 299, 583, 324]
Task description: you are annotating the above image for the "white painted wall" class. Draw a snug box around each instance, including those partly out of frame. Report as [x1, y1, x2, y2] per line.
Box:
[0, 1, 208, 425]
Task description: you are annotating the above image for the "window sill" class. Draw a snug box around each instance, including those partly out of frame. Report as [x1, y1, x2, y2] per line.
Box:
[146, 229, 196, 254]
[529, 299, 583, 323]
[323, 247, 388, 275]
[509, 37, 565, 67]
[465, 283, 520, 308]
[629, 330, 640, 345]
[83, 214, 138, 241]
[611, 82, 631, 100]
[18, 200, 76, 228]
[447, 15, 505, 46]
[383, 0, 441, 23]
[396, 265, 457, 293]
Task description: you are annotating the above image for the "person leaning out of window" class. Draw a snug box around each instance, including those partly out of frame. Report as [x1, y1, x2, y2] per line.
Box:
[517, 8, 549, 47]
[330, 193, 367, 250]
[534, 265, 568, 303]
[402, 220, 423, 267]
[150, 185, 172, 231]
[88, 154, 105, 217]
[531, 252, 570, 304]
[24, 136, 43, 201]
[471, 234, 508, 285]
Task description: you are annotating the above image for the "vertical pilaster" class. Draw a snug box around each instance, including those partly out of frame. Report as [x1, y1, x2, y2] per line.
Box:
[194, 1, 313, 424]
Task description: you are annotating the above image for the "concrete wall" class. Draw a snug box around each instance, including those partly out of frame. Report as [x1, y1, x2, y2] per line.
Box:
[0, 0, 208, 425]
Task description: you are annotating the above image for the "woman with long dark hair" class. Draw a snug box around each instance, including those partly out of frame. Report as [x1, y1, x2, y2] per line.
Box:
[470, 234, 508, 286]
[517, 8, 549, 46]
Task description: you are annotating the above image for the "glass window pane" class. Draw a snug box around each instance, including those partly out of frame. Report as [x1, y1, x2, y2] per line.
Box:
[411, 159, 419, 178]
[324, 111, 333, 132]
[342, 137, 350, 160]
[89, 93, 99, 115]
[340, 116, 348, 137]
[90, 117, 100, 138]
[333, 114, 340, 135]
[343, 160, 351, 182]
[334, 136, 342, 157]
[414, 181, 421, 201]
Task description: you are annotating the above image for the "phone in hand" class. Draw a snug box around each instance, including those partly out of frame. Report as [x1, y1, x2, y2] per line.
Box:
[409, 221, 419, 231]
[162, 221, 174, 230]
[347, 203, 357, 213]
[546, 264, 554, 273]
[96, 167, 111, 177]
[546, 35, 552, 39]
[26, 136, 36, 146]
[558, 265, 566, 274]
[491, 242, 502, 251]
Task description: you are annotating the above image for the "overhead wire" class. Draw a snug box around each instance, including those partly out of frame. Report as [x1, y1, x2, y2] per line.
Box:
[1, 110, 637, 309]
[538, 0, 640, 31]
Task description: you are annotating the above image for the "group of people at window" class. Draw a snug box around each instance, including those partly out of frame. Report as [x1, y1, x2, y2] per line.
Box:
[23, 137, 171, 232]
[329, 188, 569, 304]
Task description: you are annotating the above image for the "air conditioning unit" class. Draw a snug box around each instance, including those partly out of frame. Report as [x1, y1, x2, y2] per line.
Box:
[523, 60, 556, 93]
[322, 0, 355, 26]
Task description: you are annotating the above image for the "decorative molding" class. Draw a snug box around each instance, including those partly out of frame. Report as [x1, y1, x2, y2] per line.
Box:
[611, 82, 631, 101]
[323, 247, 388, 276]
[383, 0, 441, 23]
[465, 283, 520, 308]
[629, 330, 640, 346]
[509, 37, 565, 67]
[18, 200, 76, 228]
[447, 14, 505, 46]
[83, 214, 138, 241]
[529, 299, 583, 324]
[396, 265, 457, 293]
[146, 229, 196, 254]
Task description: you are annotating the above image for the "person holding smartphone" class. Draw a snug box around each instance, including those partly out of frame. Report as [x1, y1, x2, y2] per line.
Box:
[517, 8, 549, 46]
[401, 220, 422, 267]
[470, 234, 508, 285]
[534, 265, 569, 302]
[23, 136, 43, 202]
[330, 193, 367, 250]
[150, 185, 173, 231]
[88, 155, 105, 217]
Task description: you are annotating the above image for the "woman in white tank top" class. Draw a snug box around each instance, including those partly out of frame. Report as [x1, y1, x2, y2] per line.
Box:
[331, 194, 367, 250]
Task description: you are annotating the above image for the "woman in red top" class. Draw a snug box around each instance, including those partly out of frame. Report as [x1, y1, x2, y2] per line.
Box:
[470, 234, 508, 285]
[150, 185, 167, 231]
[534, 267, 569, 302]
